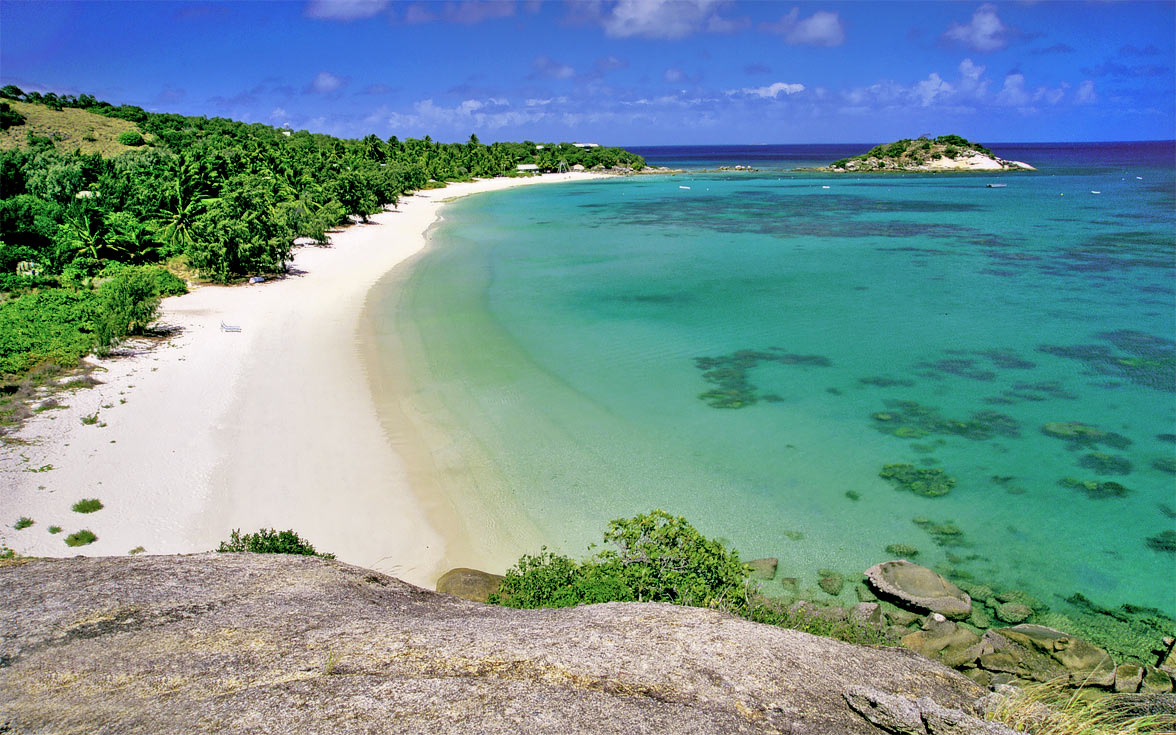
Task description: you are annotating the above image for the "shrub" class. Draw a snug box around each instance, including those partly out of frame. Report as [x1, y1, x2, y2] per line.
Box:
[65, 529, 96, 546]
[48, 525, 62, 534]
[490, 549, 634, 608]
[93, 267, 163, 348]
[72, 498, 103, 513]
[0, 102, 26, 130]
[490, 511, 893, 646]
[943, 145, 959, 158]
[116, 131, 145, 147]
[831, 159, 850, 169]
[14, 516, 33, 530]
[595, 510, 749, 607]
[217, 528, 335, 558]
[0, 288, 97, 377]
[492, 510, 750, 609]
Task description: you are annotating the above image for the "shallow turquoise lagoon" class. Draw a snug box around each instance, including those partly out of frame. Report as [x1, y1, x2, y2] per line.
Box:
[381, 143, 1176, 622]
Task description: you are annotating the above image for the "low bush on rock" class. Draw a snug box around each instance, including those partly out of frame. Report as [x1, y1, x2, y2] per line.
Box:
[217, 528, 335, 558]
[490, 510, 893, 646]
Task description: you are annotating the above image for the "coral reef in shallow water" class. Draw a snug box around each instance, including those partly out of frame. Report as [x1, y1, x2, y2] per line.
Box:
[871, 400, 1020, 441]
[693, 347, 831, 408]
[880, 464, 956, 497]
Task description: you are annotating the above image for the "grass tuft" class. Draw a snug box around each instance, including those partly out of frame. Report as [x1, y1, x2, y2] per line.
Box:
[985, 679, 1176, 734]
[72, 498, 103, 513]
[64, 529, 97, 547]
[14, 516, 33, 530]
[48, 525, 62, 534]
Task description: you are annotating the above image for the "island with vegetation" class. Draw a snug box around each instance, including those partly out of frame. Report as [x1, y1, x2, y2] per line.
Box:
[818, 135, 1035, 173]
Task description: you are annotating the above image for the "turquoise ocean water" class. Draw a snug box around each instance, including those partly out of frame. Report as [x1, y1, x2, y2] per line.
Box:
[376, 142, 1175, 623]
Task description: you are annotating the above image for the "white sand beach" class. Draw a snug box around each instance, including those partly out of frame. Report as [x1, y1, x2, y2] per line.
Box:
[0, 172, 605, 587]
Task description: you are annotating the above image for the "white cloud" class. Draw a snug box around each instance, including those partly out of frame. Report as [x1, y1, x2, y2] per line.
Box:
[402, 4, 435, 23]
[733, 81, 806, 99]
[995, 73, 1029, 106]
[531, 55, 575, 79]
[944, 4, 1007, 52]
[1035, 83, 1067, 105]
[1075, 80, 1097, 105]
[386, 97, 545, 133]
[602, 0, 729, 40]
[305, 0, 389, 21]
[994, 73, 1068, 108]
[309, 71, 346, 94]
[957, 58, 989, 97]
[594, 55, 628, 73]
[913, 73, 953, 107]
[762, 8, 845, 47]
[664, 67, 686, 83]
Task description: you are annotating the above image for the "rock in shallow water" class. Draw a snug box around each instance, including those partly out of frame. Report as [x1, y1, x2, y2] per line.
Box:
[865, 560, 973, 619]
[436, 567, 505, 602]
[994, 602, 1033, 624]
[745, 557, 778, 581]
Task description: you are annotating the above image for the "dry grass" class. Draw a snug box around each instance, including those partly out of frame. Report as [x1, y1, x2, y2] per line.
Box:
[0, 100, 142, 156]
[985, 679, 1176, 734]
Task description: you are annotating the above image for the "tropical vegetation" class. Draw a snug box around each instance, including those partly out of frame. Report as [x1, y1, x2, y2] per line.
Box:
[0, 86, 645, 418]
[489, 509, 894, 646]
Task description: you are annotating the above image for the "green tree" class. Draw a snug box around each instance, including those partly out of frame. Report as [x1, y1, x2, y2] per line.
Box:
[188, 174, 293, 281]
[490, 510, 751, 610]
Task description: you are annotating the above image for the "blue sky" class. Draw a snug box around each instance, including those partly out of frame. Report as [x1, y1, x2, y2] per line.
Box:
[2, 1, 1173, 145]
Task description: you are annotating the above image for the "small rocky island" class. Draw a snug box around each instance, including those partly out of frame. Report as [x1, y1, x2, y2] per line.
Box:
[817, 135, 1035, 173]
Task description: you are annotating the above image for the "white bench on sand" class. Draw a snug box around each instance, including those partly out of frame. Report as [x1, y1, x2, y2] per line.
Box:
[220, 321, 242, 333]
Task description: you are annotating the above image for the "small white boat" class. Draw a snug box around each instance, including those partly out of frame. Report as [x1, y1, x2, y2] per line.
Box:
[1091, 190, 1101, 194]
[821, 185, 830, 189]
[679, 185, 691, 190]
[986, 184, 1007, 188]
[1136, 176, 1143, 180]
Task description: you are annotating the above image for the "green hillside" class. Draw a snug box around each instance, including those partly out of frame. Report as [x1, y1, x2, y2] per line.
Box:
[0, 99, 144, 157]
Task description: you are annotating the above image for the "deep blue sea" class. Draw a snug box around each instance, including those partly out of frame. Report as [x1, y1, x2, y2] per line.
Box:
[375, 142, 1176, 650]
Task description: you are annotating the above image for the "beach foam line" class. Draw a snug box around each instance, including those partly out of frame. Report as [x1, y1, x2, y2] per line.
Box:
[0, 172, 608, 587]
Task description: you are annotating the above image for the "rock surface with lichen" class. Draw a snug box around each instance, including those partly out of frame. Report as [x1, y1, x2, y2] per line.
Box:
[0, 553, 994, 734]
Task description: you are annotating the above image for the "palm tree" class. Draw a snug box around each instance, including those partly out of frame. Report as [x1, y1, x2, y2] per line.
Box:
[153, 157, 216, 256]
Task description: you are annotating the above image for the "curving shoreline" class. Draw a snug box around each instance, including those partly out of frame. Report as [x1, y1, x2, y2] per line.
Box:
[0, 172, 607, 587]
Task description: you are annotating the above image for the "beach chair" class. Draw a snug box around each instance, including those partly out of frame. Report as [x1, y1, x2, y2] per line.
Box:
[220, 320, 242, 333]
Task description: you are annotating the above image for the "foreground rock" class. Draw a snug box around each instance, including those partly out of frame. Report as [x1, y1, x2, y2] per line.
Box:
[0, 554, 990, 734]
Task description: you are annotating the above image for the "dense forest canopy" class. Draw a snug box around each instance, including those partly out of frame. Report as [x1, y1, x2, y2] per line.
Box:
[0, 85, 644, 387]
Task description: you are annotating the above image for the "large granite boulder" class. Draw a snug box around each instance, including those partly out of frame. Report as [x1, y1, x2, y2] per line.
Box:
[865, 561, 972, 619]
[845, 685, 1019, 735]
[981, 625, 1116, 687]
[0, 554, 992, 734]
[436, 567, 505, 602]
[901, 620, 982, 669]
[997, 624, 1116, 686]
